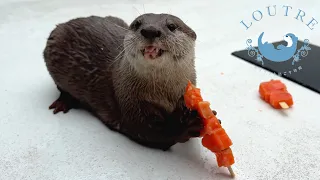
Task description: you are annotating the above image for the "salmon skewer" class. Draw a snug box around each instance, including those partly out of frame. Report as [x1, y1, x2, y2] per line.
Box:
[184, 81, 235, 177]
[259, 79, 293, 109]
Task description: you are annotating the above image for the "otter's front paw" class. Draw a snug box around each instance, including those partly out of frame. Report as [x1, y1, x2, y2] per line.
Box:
[176, 110, 202, 143]
[176, 109, 222, 143]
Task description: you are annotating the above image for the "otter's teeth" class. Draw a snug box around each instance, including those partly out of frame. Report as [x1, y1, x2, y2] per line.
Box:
[145, 46, 156, 53]
[143, 46, 163, 59]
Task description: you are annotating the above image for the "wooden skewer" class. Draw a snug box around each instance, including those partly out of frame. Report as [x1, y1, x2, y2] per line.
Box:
[279, 102, 289, 109]
[227, 166, 235, 178]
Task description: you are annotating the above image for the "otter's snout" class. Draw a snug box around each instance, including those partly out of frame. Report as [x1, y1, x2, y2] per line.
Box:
[140, 26, 161, 40]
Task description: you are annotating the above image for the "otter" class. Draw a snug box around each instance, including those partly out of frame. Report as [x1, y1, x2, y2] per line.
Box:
[43, 13, 220, 151]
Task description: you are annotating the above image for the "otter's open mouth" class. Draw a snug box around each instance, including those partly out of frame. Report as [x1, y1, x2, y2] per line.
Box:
[141, 46, 164, 59]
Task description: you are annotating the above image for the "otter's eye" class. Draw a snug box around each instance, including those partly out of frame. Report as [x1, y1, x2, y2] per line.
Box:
[167, 24, 177, 32]
[132, 20, 142, 30]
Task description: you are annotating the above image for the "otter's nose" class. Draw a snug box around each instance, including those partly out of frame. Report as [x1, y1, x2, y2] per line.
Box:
[140, 27, 161, 40]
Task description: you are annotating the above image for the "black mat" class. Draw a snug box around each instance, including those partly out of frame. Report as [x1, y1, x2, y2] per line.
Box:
[231, 40, 320, 94]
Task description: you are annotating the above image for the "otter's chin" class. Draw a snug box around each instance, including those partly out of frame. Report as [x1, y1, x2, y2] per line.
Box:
[140, 45, 166, 60]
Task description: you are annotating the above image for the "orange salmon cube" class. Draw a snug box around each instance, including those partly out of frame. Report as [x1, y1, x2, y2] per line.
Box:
[259, 80, 287, 102]
[184, 81, 203, 109]
[198, 101, 215, 119]
[269, 91, 294, 109]
[200, 117, 222, 136]
[215, 148, 235, 167]
[184, 91, 202, 109]
[202, 134, 220, 152]
[201, 128, 233, 152]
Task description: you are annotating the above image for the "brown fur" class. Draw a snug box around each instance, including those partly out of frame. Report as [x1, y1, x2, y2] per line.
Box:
[43, 14, 214, 150]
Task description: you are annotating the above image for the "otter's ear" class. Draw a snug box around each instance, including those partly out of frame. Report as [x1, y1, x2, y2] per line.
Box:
[176, 19, 197, 40]
[187, 27, 197, 40]
[129, 19, 142, 31]
[167, 14, 197, 40]
[181, 24, 197, 41]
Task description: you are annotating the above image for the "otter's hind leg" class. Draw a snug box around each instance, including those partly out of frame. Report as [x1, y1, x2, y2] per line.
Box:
[49, 86, 81, 114]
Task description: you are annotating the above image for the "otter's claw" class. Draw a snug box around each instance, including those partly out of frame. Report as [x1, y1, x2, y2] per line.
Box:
[212, 110, 222, 124]
[49, 99, 71, 114]
[212, 110, 217, 115]
[49, 90, 80, 114]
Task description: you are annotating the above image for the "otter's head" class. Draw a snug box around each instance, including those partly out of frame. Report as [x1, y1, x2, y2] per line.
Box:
[283, 33, 298, 47]
[123, 13, 197, 71]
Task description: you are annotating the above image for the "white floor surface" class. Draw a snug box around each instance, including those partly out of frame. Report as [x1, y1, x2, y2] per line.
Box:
[1, 0, 320, 179]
